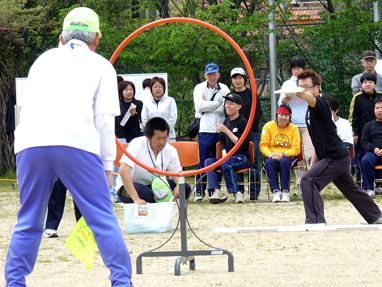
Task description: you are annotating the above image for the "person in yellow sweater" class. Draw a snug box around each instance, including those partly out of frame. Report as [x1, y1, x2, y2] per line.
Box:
[260, 104, 301, 202]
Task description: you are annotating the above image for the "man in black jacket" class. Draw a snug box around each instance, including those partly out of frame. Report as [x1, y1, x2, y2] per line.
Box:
[360, 97, 382, 198]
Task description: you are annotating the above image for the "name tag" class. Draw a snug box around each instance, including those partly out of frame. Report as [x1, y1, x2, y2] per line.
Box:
[233, 128, 238, 133]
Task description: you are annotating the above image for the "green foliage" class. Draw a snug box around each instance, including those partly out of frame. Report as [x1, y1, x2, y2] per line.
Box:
[1, 0, 382, 157]
[295, 0, 382, 116]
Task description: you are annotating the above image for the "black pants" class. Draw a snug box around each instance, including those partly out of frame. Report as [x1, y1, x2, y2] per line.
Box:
[301, 155, 381, 224]
[45, 178, 82, 230]
[118, 179, 192, 203]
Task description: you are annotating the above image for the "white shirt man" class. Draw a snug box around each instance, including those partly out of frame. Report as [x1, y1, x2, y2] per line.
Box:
[5, 7, 132, 286]
[116, 137, 181, 188]
[192, 63, 230, 202]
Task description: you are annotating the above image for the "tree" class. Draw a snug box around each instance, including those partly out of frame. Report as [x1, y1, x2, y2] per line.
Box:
[278, 0, 382, 115]
[1, 0, 381, 172]
[0, 0, 46, 174]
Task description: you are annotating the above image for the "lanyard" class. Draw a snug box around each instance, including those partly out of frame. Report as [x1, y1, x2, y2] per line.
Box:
[147, 142, 164, 171]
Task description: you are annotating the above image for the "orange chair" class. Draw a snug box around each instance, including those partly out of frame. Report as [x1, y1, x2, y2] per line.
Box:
[170, 141, 200, 190]
[374, 166, 382, 193]
[349, 144, 355, 160]
[170, 141, 200, 168]
[114, 143, 129, 173]
[215, 141, 255, 194]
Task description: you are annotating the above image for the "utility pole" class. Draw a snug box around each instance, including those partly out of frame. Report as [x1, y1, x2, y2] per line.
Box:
[269, 0, 277, 119]
[373, 1, 381, 59]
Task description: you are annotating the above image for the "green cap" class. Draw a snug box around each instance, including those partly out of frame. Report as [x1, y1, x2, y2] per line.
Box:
[62, 7, 101, 36]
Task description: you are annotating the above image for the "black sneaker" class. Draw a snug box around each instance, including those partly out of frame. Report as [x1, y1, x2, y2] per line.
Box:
[194, 190, 204, 203]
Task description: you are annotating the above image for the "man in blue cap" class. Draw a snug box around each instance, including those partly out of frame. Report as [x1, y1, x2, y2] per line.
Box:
[4, 7, 132, 286]
[192, 63, 230, 202]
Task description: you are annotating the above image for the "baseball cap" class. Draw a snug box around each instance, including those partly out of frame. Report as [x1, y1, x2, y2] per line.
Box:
[230, 67, 247, 78]
[204, 63, 220, 74]
[63, 7, 101, 37]
[224, 93, 242, 105]
[362, 50, 377, 60]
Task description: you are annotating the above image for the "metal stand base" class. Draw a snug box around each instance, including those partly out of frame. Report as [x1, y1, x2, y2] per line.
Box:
[135, 177, 234, 276]
[137, 249, 234, 276]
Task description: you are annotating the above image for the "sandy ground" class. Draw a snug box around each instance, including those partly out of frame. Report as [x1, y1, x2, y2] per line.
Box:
[1, 185, 382, 287]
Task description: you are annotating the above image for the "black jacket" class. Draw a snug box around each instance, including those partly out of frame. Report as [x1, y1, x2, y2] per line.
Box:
[349, 90, 382, 137]
[115, 98, 143, 142]
[361, 120, 382, 152]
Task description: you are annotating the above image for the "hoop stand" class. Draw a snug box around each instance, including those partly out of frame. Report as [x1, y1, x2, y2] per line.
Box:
[136, 176, 234, 276]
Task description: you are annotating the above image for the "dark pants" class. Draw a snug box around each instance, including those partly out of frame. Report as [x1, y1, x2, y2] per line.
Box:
[196, 132, 219, 195]
[45, 178, 82, 230]
[205, 154, 249, 194]
[301, 155, 381, 224]
[360, 152, 382, 190]
[118, 179, 192, 203]
[264, 157, 296, 192]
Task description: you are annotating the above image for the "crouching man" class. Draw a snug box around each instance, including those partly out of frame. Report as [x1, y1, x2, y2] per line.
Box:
[116, 117, 191, 203]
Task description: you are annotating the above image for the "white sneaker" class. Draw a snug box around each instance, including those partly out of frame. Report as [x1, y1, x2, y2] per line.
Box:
[281, 191, 290, 202]
[366, 189, 376, 199]
[235, 192, 245, 203]
[272, 190, 282, 203]
[375, 187, 382, 195]
[43, 229, 58, 238]
[209, 190, 228, 204]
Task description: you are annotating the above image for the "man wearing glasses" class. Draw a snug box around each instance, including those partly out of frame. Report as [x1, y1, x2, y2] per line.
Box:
[296, 69, 382, 225]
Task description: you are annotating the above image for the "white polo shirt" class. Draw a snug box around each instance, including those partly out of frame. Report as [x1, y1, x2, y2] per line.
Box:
[335, 117, 354, 145]
[115, 136, 181, 189]
[14, 39, 120, 170]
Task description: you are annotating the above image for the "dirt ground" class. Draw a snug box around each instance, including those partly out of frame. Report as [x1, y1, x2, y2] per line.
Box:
[1, 185, 382, 287]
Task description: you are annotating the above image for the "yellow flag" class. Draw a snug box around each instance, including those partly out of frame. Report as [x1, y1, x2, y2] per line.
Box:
[64, 217, 97, 269]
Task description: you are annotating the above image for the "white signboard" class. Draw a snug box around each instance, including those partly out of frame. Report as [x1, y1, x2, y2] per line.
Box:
[15, 73, 168, 127]
[15, 77, 28, 106]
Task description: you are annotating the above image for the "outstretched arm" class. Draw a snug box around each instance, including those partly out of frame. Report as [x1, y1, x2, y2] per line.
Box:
[296, 90, 316, 108]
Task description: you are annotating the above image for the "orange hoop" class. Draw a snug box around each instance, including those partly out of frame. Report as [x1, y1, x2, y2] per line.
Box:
[110, 17, 257, 177]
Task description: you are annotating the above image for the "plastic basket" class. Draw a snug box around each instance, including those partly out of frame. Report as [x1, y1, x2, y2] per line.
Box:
[122, 202, 178, 234]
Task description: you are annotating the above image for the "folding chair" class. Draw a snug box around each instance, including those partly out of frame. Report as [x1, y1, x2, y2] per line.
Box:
[113, 143, 129, 183]
[364, 144, 382, 196]
[349, 144, 355, 160]
[215, 141, 255, 195]
[374, 165, 382, 195]
[170, 141, 199, 168]
[111, 143, 129, 202]
[170, 141, 200, 190]
[114, 143, 129, 169]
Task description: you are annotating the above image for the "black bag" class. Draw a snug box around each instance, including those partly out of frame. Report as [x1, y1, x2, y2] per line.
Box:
[187, 118, 200, 139]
